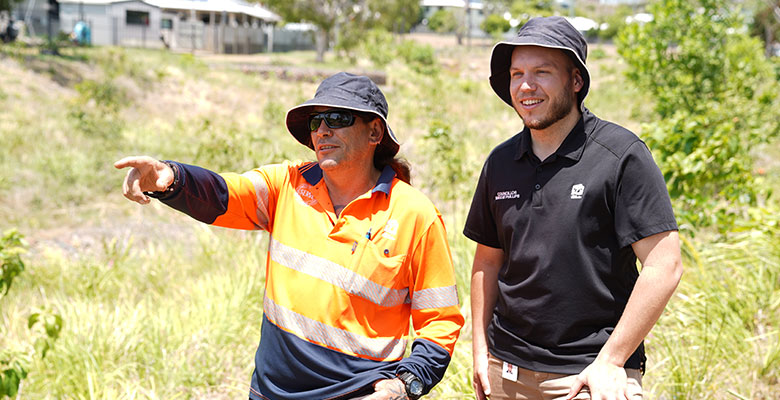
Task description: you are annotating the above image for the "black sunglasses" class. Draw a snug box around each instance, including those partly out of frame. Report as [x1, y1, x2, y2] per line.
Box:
[309, 110, 357, 132]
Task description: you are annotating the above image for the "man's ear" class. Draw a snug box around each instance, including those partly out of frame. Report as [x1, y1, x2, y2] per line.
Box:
[572, 68, 584, 94]
[368, 118, 384, 146]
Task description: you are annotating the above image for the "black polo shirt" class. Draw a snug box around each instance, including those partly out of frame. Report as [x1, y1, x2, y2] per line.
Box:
[464, 109, 677, 375]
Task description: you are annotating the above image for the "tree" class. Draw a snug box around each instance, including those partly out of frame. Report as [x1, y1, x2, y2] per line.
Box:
[264, 0, 372, 62]
[367, 0, 422, 33]
[427, 9, 457, 33]
[335, 0, 422, 59]
[482, 0, 558, 24]
[746, 0, 780, 56]
[0, 0, 22, 14]
[596, 4, 633, 42]
[618, 0, 780, 229]
[481, 13, 511, 38]
[263, 0, 422, 62]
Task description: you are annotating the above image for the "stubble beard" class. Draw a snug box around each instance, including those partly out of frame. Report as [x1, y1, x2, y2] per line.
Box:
[515, 79, 577, 131]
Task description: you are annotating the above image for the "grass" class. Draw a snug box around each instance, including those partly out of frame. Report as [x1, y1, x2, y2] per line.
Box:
[1, 42, 779, 399]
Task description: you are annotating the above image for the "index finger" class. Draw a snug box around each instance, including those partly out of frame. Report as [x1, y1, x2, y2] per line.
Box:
[114, 156, 151, 170]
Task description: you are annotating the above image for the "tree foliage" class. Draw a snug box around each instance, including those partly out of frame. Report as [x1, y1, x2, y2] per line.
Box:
[263, 0, 422, 62]
[483, 0, 557, 25]
[739, 0, 780, 56]
[0, 0, 23, 14]
[368, 0, 422, 33]
[596, 5, 633, 41]
[264, 0, 365, 62]
[481, 14, 511, 37]
[617, 0, 780, 229]
[427, 9, 458, 33]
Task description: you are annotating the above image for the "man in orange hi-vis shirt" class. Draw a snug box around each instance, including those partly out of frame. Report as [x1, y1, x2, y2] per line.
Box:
[115, 72, 465, 400]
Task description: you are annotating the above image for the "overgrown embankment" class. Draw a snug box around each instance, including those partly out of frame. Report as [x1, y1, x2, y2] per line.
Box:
[0, 41, 778, 399]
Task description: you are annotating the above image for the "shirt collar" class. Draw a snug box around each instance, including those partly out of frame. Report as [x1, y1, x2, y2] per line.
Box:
[514, 108, 595, 162]
[301, 163, 395, 195]
[372, 165, 396, 195]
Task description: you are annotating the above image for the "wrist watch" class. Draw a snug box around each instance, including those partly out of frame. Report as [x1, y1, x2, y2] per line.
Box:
[144, 160, 179, 199]
[397, 371, 423, 399]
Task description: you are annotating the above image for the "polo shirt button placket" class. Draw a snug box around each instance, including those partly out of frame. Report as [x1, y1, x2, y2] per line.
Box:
[534, 183, 541, 190]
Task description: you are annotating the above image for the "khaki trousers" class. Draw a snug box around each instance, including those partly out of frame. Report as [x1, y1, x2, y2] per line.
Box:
[487, 354, 643, 400]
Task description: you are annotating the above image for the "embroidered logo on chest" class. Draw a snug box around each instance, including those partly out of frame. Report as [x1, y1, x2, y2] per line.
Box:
[381, 219, 399, 241]
[570, 184, 585, 199]
[295, 184, 318, 206]
[495, 190, 521, 201]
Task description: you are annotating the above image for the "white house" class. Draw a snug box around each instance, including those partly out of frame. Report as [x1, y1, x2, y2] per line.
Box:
[56, 0, 280, 53]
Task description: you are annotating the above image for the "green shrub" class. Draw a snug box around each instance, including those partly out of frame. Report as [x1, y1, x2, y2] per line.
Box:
[421, 120, 472, 209]
[397, 40, 438, 75]
[360, 28, 397, 68]
[617, 0, 780, 230]
[481, 14, 511, 37]
[589, 47, 607, 60]
[0, 229, 26, 296]
[68, 79, 126, 141]
[0, 230, 62, 398]
[427, 9, 457, 33]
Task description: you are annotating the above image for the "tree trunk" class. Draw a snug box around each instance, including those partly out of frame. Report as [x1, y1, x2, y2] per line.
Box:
[315, 28, 328, 63]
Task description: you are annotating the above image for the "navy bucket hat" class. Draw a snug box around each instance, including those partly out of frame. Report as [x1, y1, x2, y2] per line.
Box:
[286, 72, 400, 157]
[489, 16, 591, 110]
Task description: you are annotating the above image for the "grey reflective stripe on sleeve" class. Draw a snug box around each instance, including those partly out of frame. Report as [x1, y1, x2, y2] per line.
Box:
[263, 296, 407, 360]
[241, 170, 271, 231]
[411, 285, 459, 310]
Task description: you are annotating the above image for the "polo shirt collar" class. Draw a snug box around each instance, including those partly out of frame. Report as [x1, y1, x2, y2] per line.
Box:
[372, 165, 396, 195]
[514, 108, 596, 162]
[302, 163, 396, 195]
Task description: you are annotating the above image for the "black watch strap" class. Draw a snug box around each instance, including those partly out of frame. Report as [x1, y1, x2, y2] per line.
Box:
[397, 371, 423, 400]
[144, 160, 180, 199]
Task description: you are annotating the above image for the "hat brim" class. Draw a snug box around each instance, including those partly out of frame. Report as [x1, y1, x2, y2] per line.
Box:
[286, 97, 399, 157]
[489, 41, 591, 110]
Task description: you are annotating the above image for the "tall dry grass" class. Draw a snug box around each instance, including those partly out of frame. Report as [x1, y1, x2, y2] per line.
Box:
[0, 43, 778, 399]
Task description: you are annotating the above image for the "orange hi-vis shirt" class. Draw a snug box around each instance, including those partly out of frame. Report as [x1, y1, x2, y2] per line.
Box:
[161, 160, 464, 399]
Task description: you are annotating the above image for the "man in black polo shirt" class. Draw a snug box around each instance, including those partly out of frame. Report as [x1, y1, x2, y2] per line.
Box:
[464, 17, 683, 400]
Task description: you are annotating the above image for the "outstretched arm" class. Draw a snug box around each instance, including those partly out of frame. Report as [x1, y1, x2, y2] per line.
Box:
[114, 156, 175, 205]
[567, 230, 683, 400]
[115, 156, 265, 229]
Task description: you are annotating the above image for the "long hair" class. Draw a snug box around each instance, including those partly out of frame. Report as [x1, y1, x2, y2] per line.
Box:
[374, 144, 411, 185]
[356, 111, 412, 185]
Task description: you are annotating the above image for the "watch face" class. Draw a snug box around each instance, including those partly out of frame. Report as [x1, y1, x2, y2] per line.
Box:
[409, 379, 423, 396]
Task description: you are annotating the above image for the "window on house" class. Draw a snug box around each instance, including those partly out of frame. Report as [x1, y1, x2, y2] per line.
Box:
[126, 10, 150, 26]
[161, 18, 173, 29]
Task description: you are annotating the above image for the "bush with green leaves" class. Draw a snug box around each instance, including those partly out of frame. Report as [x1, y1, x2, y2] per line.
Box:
[421, 120, 474, 214]
[617, 0, 780, 230]
[68, 79, 126, 141]
[597, 5, 632, 42]
[0, 230, 62, 398]
[0, 230, 24, 296]
[427, 9, 457, 33]
[396, 40, 438, 75]
[359, 28, 397, 68]
[481, 14, 511, 38]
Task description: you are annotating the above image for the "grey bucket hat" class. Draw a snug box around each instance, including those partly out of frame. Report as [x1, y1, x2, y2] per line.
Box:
[489, 16, 590, 110]
[285, 72, 399, 157]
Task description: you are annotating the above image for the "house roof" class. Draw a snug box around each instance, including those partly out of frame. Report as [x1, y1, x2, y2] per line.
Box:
[58, 0, 281, 21]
